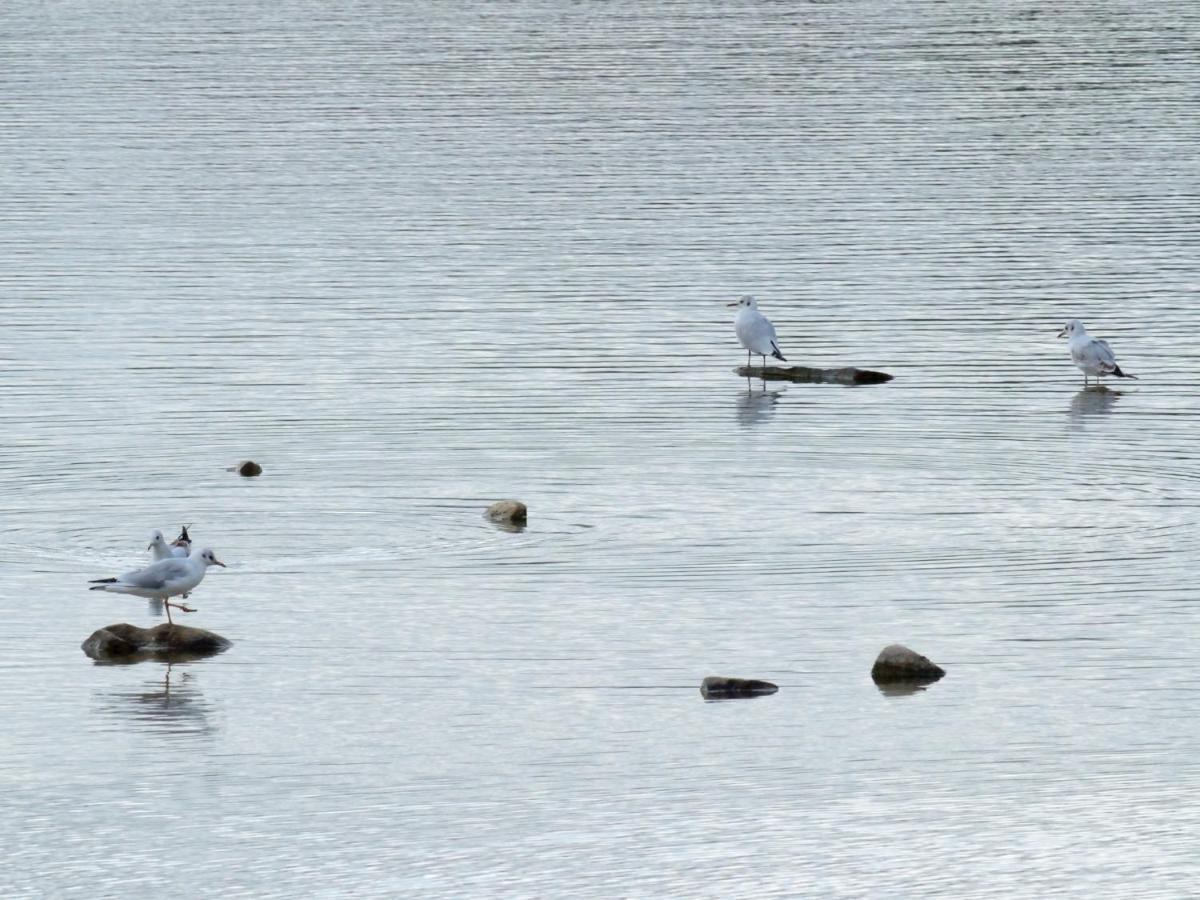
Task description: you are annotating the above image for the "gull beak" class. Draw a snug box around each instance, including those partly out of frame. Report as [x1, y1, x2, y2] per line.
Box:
[1056, 328, 1067, 338]
[213, 557, 226, 567]
[147, 542, 154, 551]
[725, 302, 738, 307]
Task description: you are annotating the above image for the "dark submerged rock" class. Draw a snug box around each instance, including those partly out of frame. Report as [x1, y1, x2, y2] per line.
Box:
[700, 676, 779, 699]
[82, 623, 232, 664]
[485, 499, 527, 527]
[236, 460, 263, 477]
[871, 644, 945, 687]
[736, 365, 893, 385]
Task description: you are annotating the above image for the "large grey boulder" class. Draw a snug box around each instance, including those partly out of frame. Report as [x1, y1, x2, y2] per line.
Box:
[871, 644, 945, 686]
[82, 623, 232, 663]
[700, 676, 778, 699]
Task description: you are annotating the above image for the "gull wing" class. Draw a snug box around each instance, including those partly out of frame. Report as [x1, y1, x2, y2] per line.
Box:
[1086, 338, 1118, 372]
[119, 556, 192, 591]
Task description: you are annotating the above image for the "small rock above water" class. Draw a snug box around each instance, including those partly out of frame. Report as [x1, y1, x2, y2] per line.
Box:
[485, 499, 527, 527]
[736, 364, 893, 385]
[235, 460, 263, 477]
[871, 644, 945, 686]
[82, 623, 232, 663]
[700, 676, 779, 699]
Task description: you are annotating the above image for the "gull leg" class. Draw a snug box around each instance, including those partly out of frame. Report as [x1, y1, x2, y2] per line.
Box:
[164, 600, 173, 625]
[746, 350, 751, 370]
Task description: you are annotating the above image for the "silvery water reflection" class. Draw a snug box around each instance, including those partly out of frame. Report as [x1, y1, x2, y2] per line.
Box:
[94, 664, 216, 739]
[1069, 386, 1123, 423]
[2, 0, 1200, 896]
[735, 382, 783, 428]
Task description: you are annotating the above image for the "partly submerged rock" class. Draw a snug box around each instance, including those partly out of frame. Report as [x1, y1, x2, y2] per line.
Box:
[700, 676, 779, 699]
[485, 499, 527, 527]
[82, 623, 232, 663]
[736, 364, 893, 385]
[871, 644, 945, 687]
[234, 460, 263, 477]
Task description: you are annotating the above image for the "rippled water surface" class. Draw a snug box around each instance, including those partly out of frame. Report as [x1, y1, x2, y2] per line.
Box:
[3, 1, 1199, 897]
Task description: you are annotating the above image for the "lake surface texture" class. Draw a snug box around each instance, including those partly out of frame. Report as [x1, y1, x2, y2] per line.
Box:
[2, 1, 1198, 897]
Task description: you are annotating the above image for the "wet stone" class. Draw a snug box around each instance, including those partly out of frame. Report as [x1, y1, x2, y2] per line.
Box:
[700, 676, 779, 699]
[871, 644, 945, 686]
[82, 623, 232, 663]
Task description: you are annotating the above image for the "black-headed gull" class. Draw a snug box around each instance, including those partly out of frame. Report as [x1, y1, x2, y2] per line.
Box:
[1057, 319, 1137, 386]
[727, 295, 787, 368]
[148, 529, 190, 561]
[89, 547, 226, 624]
[172, 524, 192, 555]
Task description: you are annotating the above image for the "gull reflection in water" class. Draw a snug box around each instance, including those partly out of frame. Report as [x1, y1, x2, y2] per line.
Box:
[96, 662, 216, 738]
[1069, 386, 1122, 427]
[736, 379, 783, 428]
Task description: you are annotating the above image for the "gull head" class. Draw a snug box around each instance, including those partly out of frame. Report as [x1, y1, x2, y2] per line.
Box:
[1057, 319, 1084, 339]
[726, 295, 757, 309]
[148, 529, 168, 551]
[198, 548, 226, 568]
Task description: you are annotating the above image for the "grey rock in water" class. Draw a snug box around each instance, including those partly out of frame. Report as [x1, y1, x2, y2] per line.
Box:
[82, 623, 232, 663]
[700, 676, 779, 698]
[871, 644, 945, 685]
[485, 499, 527, 526]
[236, 460, 263, 477]
[736, 364, 893, 385]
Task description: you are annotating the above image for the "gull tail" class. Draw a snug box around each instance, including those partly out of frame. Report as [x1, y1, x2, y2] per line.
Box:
[771, 343, 786, 362]
[88, 577, 117, 584]
[1112, 365, 1138, 379]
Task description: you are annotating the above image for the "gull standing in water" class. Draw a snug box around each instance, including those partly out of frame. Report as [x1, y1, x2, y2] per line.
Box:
[148, 529, 190, 561]
[172, 524, 192, 556]
[1057, 319, 1137, 386]
[728, 295, 787, 368]
[89, 548, 226, 624]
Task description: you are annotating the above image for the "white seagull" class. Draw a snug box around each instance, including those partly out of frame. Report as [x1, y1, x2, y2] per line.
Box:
[1057, 319, 1137, 386]
[148, 529, 190, 561]
[727, 295, 787, 368]
[89, 547, 226, 624]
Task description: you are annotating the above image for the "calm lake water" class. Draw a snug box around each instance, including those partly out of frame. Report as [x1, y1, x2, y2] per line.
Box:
[2, 1, 1199, 896]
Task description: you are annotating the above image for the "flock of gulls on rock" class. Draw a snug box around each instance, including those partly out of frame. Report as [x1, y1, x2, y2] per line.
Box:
[84, 303, 1137, 630]
[732, 296, 1137, 386]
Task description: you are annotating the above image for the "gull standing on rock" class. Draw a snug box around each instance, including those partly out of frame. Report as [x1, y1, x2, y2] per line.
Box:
[1058, 319, 1137, 386]
[728, 295, 787, 368]
[148, 529, 190, 561]
[89, 547, 226, 624]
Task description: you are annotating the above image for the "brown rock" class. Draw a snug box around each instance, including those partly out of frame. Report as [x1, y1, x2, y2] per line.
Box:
[237, 460, 263, 477]
[485, 499, 527, 526]
[81, 623, 232, 663]
[870, 644, 945, 685]
[700, 676, 778, 699]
